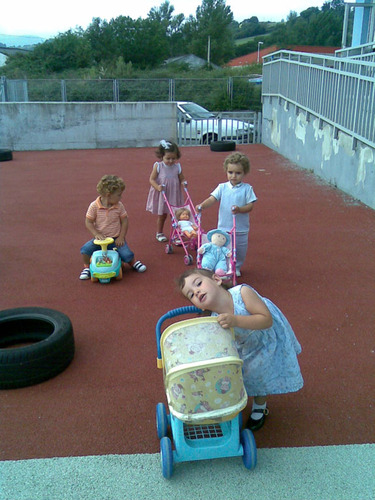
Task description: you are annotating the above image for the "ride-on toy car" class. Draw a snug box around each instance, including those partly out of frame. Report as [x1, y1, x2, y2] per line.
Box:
[89, 237, 122, 283]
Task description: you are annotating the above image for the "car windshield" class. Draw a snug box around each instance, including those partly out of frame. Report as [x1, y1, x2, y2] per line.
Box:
[180, 102, 215, 119]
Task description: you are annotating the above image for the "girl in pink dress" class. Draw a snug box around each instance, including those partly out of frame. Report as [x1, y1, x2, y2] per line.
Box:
[146, 140, 185, 242]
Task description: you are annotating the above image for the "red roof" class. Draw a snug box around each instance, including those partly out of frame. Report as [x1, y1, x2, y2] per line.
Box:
[226, 45, 340, 67]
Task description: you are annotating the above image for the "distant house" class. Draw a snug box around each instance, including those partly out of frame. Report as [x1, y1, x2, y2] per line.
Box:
[164, 54, 220, 70]
[226, 45, 340, 67]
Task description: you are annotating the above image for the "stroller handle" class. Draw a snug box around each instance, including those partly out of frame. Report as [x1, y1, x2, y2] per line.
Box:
[156, 306, 201, 367]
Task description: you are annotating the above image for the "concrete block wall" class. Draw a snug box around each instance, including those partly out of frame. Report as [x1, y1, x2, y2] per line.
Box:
[0, 102, 177, 151]
[262, 97, 375, 210]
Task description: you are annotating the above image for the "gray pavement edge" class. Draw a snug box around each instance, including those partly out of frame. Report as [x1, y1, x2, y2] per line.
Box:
[1, 444, 374, 500]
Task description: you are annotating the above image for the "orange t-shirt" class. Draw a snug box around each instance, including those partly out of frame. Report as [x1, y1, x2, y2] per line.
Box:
[86, 196, 127, 238]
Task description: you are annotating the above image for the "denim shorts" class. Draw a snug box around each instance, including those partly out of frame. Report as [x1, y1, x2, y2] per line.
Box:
[80, 239, 134, 263]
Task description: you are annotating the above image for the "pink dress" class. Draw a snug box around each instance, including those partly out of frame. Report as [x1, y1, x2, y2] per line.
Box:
[146, 161, 184, 215]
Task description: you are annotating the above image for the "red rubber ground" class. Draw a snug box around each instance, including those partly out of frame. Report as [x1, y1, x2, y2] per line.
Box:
[0, 145, 374, 460]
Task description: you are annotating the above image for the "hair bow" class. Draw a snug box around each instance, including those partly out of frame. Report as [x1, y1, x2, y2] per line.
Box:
[160, 140, 171, 149]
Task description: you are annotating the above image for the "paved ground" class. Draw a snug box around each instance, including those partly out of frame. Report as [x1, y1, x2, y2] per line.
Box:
[0, 145, 374, 499]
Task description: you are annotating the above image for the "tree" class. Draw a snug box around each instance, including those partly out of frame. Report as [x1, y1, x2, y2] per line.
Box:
[269, 3, 344, 47]
[3, 29, 93, 76]
[85, 18, 116, 63]
[188, 0, 235, 65]
[147, 1, 186, 57]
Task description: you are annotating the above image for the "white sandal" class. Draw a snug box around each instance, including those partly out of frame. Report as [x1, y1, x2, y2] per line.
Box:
[156, 233, 167, 242]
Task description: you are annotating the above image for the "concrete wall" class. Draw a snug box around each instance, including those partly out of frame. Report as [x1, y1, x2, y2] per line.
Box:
[262, 97, 375, 210]
[0, 102, 177, 150]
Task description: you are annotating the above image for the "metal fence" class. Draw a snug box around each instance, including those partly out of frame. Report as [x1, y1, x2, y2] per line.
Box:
[336, 41, 375, 62]
[262, 50, 375, 148]
[0, 76, 261, 112]
[177, 110, 261, 146]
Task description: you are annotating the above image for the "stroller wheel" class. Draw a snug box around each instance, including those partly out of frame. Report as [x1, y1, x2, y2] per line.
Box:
[184, 254, 194, 266]
[156, 403, 168, 439]
[165, 244, 173, 254]
[160, 436, 173, 479]
[241, 429, 257, 470]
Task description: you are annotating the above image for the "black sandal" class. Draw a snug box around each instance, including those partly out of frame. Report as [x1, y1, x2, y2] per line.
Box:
[246, 408, 269, 431]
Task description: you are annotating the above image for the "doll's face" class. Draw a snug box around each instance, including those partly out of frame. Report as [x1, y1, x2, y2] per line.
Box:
[211, 233, 227, 247]
[179, 210, 190, 221]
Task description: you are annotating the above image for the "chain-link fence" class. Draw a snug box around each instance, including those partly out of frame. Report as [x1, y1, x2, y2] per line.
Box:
[0, 76, 262, 112]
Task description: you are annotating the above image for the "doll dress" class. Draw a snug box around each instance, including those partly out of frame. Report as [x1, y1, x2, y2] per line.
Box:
[212, 285, 303, 397]
[146, 161, 184, 215]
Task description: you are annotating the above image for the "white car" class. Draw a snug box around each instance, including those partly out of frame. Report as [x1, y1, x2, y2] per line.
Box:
[177, 101, 253, 145]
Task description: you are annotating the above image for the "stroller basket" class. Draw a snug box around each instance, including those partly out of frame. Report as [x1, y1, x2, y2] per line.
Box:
[160, 317, 247, 424]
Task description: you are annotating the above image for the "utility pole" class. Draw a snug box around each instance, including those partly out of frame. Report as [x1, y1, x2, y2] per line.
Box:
[207, 36, 211, 66]
[257, 41, 264, 64]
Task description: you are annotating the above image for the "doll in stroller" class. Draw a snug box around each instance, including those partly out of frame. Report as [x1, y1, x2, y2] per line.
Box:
[155, 307, 257, 478]
[162, 182, 203, 266]
[197, 214, 237, 286]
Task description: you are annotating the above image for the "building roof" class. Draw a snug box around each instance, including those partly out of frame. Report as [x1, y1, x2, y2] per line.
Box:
[164, 54, 220, 70]
[226, 45, 340, 67]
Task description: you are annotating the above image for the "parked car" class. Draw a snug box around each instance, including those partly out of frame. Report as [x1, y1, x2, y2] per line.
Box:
[248, 76, 263, 85]
[177, 101, 253, 145]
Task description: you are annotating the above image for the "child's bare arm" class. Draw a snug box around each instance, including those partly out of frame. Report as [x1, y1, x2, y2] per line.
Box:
[232, 202, 254, 214]
[231, 202, 254, 214]
[196, 195, 217, 212]
[178, 170, 185, 184]
[149, 164, 162, 191]
[115, 217, 128, 246]
[85, 217, 105, 240]
[216, 286, 273, 330]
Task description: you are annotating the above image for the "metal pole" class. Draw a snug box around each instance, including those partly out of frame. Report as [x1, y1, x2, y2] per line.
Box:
[257, 41, 264, 64]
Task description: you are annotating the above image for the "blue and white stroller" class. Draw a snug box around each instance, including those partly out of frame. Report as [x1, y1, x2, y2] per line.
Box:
[155, 306, 257, 478]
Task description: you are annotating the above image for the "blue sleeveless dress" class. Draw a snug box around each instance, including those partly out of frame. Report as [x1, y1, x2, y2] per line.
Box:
[212, 285, 303, 397]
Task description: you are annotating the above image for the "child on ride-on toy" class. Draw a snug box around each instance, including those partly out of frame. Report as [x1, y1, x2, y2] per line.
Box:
[79, 175, 146, 280]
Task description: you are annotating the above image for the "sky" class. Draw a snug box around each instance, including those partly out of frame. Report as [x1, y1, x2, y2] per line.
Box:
[1, 0, 325, 38]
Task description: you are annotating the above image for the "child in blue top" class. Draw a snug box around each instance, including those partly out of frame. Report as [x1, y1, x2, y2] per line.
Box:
[178, 268, 304, 431]
[196, 152, 257, 277]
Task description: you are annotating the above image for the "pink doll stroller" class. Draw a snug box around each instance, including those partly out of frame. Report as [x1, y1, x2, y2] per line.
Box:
[162, 182, 204, 266]
[197, 214, 237, 286]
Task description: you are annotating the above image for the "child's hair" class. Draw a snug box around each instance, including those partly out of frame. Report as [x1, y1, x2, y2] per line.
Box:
[156, 140, 181, 160]
[175, 207, 190, 220]
[97, 175, 125, 195]
[223, 152, 250, 174]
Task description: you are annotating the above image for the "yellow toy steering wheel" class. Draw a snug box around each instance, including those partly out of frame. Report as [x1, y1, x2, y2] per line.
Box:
[93, 237, 114, 252]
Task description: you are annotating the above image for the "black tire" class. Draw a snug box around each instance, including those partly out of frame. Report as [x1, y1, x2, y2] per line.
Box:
[210, 141, 236, 152]
[0, 149, 13, 161]
[0, 307, 75, 389]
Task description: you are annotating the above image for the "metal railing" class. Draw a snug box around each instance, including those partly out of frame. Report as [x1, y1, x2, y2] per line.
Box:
[336, 41, 375, 62]
[177, 110, 261, 146]
[262, 50, 375, 148]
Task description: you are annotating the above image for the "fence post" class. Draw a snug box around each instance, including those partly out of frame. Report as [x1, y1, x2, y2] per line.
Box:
[169, 79, 175, 101]
[257, 112, 262, 143]
[23, 80, 29, 102]
[61, 80, 67, 102]
[113, 79, 119, 101]
[0, 76, 7, 102]
[227, 77, 233, 106]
